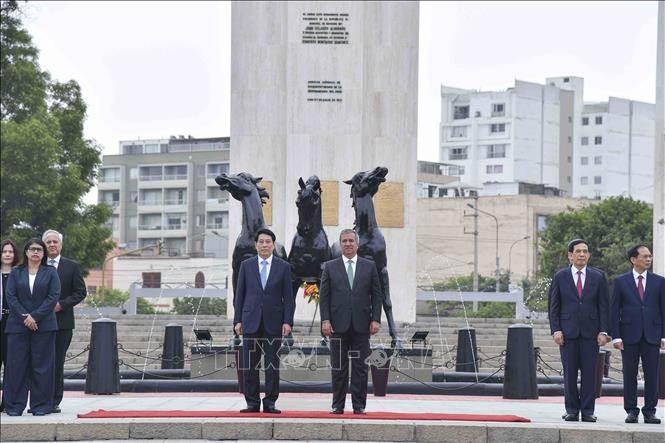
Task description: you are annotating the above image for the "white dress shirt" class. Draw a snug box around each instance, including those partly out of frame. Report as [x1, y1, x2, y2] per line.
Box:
[258, 255, 272, 281]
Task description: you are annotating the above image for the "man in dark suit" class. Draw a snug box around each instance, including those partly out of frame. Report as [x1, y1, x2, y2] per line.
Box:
[611, 244, 665, 424]
[320, 229, 382, 415]
[234, 228, 294, 414]
[549, 238, 610, 422]
[42, 230, 87, 413]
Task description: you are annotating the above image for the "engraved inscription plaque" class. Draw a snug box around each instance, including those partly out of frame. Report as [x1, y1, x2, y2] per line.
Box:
[321, 180, 339, 226]
[374, 182, 404, 228]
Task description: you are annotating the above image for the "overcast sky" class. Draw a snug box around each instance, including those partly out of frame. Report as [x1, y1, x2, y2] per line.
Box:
[21, 0, 658, 194]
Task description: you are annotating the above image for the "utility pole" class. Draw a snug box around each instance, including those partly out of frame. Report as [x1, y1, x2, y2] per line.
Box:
[464, 196, 479, 293]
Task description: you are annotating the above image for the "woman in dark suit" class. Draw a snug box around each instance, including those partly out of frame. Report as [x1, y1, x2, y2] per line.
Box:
[4, 238, 60, 416]
[1, 239, 21, 412]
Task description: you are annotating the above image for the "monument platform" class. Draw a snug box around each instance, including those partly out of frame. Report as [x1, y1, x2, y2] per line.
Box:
[1, 392, 663, 442]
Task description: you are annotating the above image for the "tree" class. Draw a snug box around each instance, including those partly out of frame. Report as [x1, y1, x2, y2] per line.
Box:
[0, 0, 114, 272]
[86, 287, 129, 307]
[538, 197, 652, 285]
[172, 297, 227, 316]
[428, 272, 512, 318]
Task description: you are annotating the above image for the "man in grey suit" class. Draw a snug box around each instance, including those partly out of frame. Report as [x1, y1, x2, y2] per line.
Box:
[320, 229, 382, 415]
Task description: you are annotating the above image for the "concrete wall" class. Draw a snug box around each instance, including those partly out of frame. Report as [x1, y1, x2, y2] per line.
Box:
[416, 195, 591, 287]
[231, 1, 419, 323]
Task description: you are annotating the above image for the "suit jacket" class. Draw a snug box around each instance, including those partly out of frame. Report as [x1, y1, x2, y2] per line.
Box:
[319, 256, 382, 334]
[549, 266, 609, 339]
[4, 265, 61, 333]
[54, 256, 87, 330]
[611, 271, 665, 345]
[234, 255, 294, 336]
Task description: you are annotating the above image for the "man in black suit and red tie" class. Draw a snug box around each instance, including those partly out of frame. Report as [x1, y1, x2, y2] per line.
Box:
[234, 228, 294, 414]
[549, 238, 610, 422]
[611, 244, 665, 425]
[319, 229, 382, 415]
[42, 230, 87, 414]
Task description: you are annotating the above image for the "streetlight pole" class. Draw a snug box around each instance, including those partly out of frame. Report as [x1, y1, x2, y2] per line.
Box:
[467, 203, 500, 292]
[508, 235, 530, 285]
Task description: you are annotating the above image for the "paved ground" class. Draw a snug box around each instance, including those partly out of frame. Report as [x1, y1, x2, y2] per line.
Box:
[2, 391, 663, 442]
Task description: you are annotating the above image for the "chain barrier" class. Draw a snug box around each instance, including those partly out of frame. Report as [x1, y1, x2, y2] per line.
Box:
[64, 346, 90, 362]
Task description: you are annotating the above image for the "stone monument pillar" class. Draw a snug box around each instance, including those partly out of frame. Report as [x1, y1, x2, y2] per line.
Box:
[230, 1, 419, 323]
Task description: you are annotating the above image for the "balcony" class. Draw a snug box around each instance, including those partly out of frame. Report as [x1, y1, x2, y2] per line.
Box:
[137, 200, 163, 212]
[205, 198, 229, 211]
[163, 199, 187, 212]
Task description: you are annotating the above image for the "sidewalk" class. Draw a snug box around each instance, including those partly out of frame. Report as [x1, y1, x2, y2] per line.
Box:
[1, 391, 663, 442]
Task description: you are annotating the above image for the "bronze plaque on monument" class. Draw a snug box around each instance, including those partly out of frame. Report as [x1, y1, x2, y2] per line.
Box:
[374, 181, 404, 228]
[321, 180, 339, 226]
[260, 180, 273, 226]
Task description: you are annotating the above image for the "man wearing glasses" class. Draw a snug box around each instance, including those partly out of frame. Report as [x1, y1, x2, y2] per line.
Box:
[42, 230, 87, 414]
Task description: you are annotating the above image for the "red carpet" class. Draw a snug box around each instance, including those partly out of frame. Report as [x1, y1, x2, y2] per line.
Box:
[78, 409, 530, 422]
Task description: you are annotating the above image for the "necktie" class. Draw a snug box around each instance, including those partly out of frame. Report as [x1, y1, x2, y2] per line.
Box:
[576, 271, 583, 298]
[347, 260, 354, 288]
[49, 259, 56, 267]
[260, 260, 268, 289]
[637, 275, 645, 302]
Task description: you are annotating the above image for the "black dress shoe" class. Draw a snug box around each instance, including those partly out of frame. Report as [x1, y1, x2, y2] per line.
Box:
[239, 407, 260, 413]
[625, 412, 638, 423]
[51, 405, 61, 413]
[643, 414, 661, 424]
[581, 415, 597, 422]
[330, 408, 344, 415]
[353, 408, 366, 415]
[6, 411, 22, 416]
[263, 406, 281, 414]
[563, 413, 579, 421]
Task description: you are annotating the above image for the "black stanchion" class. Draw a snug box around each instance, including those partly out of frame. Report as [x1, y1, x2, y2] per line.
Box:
[503, 324, 538, 399]
[658, 350, 665, 400]
[594, 349, 606, 398]
[161, 323, 184, 369]
[85, 318, 120, 394]
[455, 327, 478, 372]
[370, 347, 393, 396]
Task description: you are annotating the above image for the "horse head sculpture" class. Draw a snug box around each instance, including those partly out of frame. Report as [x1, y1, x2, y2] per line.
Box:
[215, 172, 286, 304]
[288, 176, 331, 292]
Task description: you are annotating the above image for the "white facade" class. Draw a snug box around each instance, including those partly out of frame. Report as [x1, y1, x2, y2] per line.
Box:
[441, 76, 657, 203]
[573, 99, 655, 202]
[439, 80, 568, 196]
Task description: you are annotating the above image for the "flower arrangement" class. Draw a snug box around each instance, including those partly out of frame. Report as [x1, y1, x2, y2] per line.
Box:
[302, 282, 319, 305]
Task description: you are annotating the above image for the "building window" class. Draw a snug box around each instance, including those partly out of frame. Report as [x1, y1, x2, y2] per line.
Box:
[594, 156, 602, 165]
[486, 164, 503, 174]
[486, 144, 506, 159]
[580, 176, 588, 185]
[449, 147, 468, 160]
[164, 188, 186, 205]
[492, 103, 505, 117]
[451, 126, 467, 138]
[207, 163, 230, 179]
[594, 136, 602, 145]
[595, 116, 603, 125]
[580, 156, 588, 165]
[207, 187, 229, 203]
[490, 123, 506, 134]
[144, 143, 160, 154]
[453, 105, 470, 120]
[142, 272, 161, 288]
[581, 137, 589, 146]
[129, 167, 138, 180]
[100, 190, 120, 206]
[100, 168, 121, 183]
[207, 211, 229, 229]
[139, 189, 162, 205]
[582, 117, 589, 126]
[594, 176, 602, 184]
[139, 166, 162, 181]
[447, 165, 465, 176]
[164, 164, 187, 180]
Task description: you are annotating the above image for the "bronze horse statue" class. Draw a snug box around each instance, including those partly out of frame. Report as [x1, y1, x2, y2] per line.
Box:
[288, 176, 332, 298]
[343, 166, 400, 348]
[214, 172, 287, 304]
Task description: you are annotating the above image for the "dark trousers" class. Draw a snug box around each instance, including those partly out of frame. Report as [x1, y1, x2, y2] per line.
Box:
[54, 329, 73, 406]
[241, 325, 281, 409]
[560, 337, 599, 416]
[330, 329, 370, 411]
[621, 335, 660, 416]
[0, 315, 6, 410]
[4, 331, 56, 415]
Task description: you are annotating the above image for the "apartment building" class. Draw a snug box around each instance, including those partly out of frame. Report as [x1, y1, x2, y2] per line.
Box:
[97, 136, 230, 291]
[441, 76, 656, 203]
